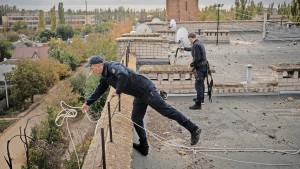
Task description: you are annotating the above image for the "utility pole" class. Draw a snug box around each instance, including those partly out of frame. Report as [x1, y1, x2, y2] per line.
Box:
[216, 4, 223, 45]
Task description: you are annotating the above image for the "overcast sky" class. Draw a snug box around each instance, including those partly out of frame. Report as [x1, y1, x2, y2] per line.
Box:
[1, 0, 289, 11]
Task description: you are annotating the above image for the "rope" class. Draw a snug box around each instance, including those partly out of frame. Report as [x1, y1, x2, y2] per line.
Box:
[113, 110, 299, 167]
[55, 101, 100, 169]
[56, 101, 300, 167]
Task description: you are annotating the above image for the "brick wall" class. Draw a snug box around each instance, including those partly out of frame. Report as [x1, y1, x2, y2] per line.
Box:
[269, 63, 300, 91]
[148, 21, 264, 33]
[166, 0, 198, 21]
[140, 65, 196, 93]
[116, 35, 170, 60]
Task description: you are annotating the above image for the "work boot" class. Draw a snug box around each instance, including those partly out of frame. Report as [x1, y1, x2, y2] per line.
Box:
[193, 98, 204, 105]
[133, 143, 149, 156]
[189, 103, 202, 110]
[190, 127, 202, 145]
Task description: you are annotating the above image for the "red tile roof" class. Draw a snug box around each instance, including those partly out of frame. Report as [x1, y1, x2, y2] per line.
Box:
[11, 47, 50, 59]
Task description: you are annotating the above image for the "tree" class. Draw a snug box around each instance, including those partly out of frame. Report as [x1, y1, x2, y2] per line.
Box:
[95, 22, 113, 34]
[39, 29, 56, 42]
[4, 60, 47, 106]
[56, 24, 74, 41]
[84, 73, 108, 119]
[5, 31, 19, 42]
[70, 73, 87, 102]
[256, 2, 264, 15]
[235, 0, 240, 19]
[266, 2, 274, 19]
[12, 20, 27, 32]
[50, 6, 57, 31]
[4, 59, 70, 107]
[81, 24, 92, 35]
[37, 10, 45, 32]
[58, 2, 65, 24]
[0, 38, 11, 61]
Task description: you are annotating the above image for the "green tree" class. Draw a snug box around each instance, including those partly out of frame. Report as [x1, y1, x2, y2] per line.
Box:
[235, 0, 240, 19]
[267, 2, 274, 19]
[291, 0, 297, 19]
[50, 6, 57, 31]
[0, 38, 11, 61]
[256, 2, 264, 15]
[12, 20, 27, 32]
[37, 10, 45, 31]
[58, 2, 65, 24]
[23, 107, 65, 169]
[4, 60, 47, 106]
[84, 73, 108, 119]
[81, 24, 92, 35]
[70, 73, 87, 102]
[56, 24, 74, 41]
[49, 48, 79, 71]
[4, 59, 70, 107]
[39, 29, 56, 42]
[95, 22, 113, 34]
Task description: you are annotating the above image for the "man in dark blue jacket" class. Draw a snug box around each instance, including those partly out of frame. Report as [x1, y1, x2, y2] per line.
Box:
[81, 55, 201, 156]
[183, 32, 207, 110]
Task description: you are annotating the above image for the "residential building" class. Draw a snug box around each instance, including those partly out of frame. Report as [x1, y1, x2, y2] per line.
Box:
[65, 15, 95, 25]
[2, 12, 40, 28]
[2, 12, 96, 28]
[11, 46, 50, 60]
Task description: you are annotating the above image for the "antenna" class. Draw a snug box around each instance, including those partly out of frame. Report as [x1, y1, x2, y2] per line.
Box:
[133, 23, 153, 34]
[169, 19, 176, 30]
[175, 27, 189, 47]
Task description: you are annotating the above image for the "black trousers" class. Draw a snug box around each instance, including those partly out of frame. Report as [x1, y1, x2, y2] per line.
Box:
[131, 83, 198, 145]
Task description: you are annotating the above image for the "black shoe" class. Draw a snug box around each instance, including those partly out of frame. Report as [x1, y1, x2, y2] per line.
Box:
[193, 98, 204, 105]
[133, 143, 149, 156]
[190, 127, 201, 145]
[189, 103, 202, 110]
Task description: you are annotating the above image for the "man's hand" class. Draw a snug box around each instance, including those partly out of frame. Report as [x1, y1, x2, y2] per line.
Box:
[110, 91, 118, 99]
[180, 47, 184, 52]
[81, 103, 89, 113]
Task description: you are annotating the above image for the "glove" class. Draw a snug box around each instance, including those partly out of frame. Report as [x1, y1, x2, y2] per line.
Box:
[190, 62, 195, 68]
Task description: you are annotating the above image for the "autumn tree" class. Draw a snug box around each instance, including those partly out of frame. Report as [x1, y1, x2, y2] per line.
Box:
[37, 10, 45, 32]
[5, 31, 19, 42]
[50, 6, 57, 31]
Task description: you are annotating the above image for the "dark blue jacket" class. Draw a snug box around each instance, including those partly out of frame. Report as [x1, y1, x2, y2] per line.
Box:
[86, 62, 151, 105]
[184, 39, 206, 65]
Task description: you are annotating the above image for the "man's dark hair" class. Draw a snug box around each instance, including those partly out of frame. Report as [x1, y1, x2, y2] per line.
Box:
[188, 32, 197, 38]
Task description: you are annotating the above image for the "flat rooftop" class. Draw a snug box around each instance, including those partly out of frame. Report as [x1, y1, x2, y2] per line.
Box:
[134, 94, 300, 169]
[133, 31, 300, 168]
